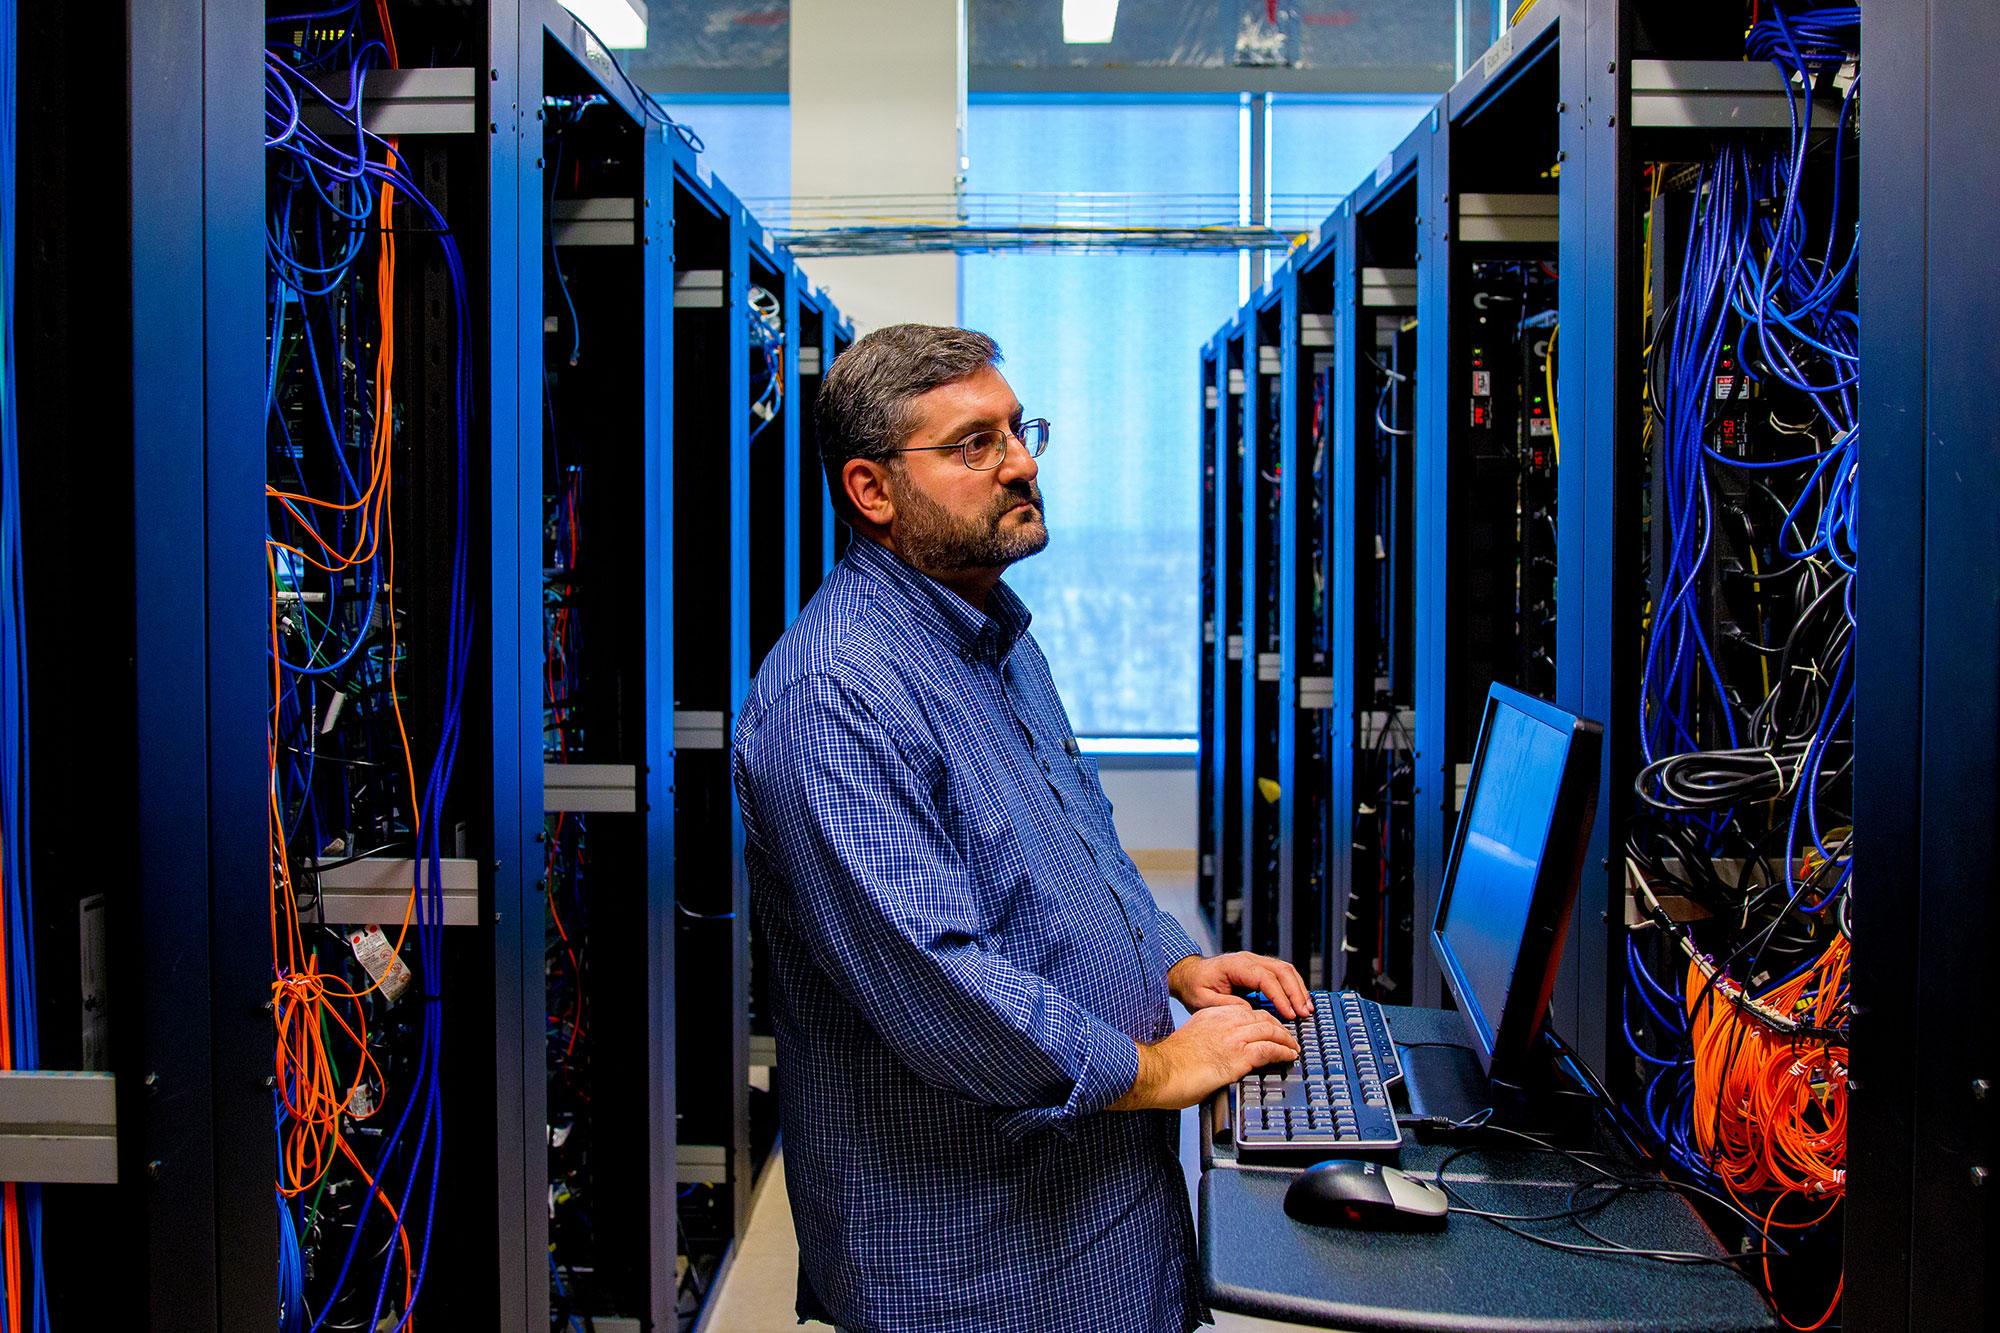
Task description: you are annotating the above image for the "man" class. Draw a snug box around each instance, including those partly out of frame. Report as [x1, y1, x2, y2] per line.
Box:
[733, 324, 1309, 1333]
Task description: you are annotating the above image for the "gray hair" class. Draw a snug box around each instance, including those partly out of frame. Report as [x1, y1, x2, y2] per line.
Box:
[817, 324, 1002, 525]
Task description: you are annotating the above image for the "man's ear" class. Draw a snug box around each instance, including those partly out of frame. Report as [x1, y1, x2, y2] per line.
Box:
[843, 458, 896, 529]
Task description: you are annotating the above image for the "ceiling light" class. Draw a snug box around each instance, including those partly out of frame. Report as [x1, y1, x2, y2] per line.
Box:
[559, 0, 649, 50]
[1063, 0, 1119, 45]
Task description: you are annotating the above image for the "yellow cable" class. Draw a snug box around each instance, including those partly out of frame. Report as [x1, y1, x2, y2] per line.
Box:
[1747, 545, 1773, 699]
[1545, 320, 1560, 467]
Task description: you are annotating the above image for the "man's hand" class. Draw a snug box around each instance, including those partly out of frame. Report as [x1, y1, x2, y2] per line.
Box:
[1108, 1005, 1302, 1112]
[1166, 951, 1313, 1019]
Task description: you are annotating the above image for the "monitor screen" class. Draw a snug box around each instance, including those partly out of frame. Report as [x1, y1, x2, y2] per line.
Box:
[1434, 695, 1576, 1060]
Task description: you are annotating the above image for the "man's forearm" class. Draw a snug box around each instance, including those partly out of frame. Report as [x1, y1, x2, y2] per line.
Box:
[1106, 1040, 1164, 1111]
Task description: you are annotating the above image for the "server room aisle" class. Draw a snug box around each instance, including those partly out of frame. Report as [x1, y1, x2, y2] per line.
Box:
[703, 867, 1305, 1331]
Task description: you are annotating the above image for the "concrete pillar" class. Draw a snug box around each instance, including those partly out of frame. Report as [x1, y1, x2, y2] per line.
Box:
[790, 0, 964, 332]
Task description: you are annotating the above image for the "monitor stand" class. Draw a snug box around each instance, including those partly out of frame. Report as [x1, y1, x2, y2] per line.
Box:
[1397, 1031, 1596, 1145]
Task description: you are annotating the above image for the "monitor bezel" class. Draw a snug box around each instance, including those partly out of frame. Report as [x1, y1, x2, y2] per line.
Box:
[1428, 682, 1604, 1086]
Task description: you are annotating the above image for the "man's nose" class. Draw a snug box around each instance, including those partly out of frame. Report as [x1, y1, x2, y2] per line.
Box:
[996, 432, 1038, 487]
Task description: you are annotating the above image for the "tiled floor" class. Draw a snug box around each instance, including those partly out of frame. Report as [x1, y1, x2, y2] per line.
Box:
[701, 870, 1306, 1332]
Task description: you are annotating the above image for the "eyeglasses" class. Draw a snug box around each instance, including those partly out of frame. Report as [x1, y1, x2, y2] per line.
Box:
[893, 418, 1050, 472]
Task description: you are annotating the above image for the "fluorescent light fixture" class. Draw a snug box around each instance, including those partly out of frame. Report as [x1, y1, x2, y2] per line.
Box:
[1077, 737, 1198, 757]
[1063, 0, 1119, 44]
[559, 0, 649, 50]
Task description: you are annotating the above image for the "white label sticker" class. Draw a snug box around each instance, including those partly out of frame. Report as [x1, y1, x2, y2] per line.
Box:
[349, 925, 412, 1004]
[1482, 28, 1516, 79]
[1374, 153, 1395, 189]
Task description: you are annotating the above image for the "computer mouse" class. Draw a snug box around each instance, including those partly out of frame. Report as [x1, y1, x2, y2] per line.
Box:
[1282, 1159, 1448, 1232]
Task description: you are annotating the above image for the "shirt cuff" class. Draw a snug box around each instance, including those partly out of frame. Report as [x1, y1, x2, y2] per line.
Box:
[993, 1015, 1141, 1144]
[1150, 910, 1202, 979]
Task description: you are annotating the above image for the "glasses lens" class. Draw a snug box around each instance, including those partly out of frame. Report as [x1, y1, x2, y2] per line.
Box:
[961, 430, 1007, 470]
[1020, 419, 1049, 456]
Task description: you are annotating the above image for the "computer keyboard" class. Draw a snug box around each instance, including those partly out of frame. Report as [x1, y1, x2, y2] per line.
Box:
[1230, 990, 1406, 1158]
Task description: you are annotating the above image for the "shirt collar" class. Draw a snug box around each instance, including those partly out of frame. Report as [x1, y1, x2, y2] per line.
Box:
[847, 536, 1032, 665]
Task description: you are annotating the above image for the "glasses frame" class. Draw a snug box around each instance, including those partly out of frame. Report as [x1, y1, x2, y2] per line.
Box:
[890, 418, 1050, 472]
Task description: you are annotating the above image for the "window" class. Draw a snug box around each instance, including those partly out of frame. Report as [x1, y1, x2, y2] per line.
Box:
[641, 89, 1436, 739]
[651, 94, 790, 206]
[1269, 95, 1433, 205]
[962, 96, 1240, 737]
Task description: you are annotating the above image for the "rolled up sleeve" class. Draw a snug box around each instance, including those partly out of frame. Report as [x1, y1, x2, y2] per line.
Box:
[735, 672, 1139, 1133]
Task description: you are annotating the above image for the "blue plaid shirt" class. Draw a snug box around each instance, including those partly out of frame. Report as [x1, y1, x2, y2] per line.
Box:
[733, 537, 1207, 1333]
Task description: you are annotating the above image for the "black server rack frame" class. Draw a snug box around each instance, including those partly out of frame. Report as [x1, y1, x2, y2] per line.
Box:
[1245, 286, 1289, 961]
[668, 166, 753, 1313]
[1343, 150, 1425, 1003]
[796, 290, 830, 605]
[15, 2, 139, 1321]
[1217, 322, 1249, 953]
[535, 23, 680, 1326]
[1292, 251, 1339, 989]
[1197, 341, 1223, 945]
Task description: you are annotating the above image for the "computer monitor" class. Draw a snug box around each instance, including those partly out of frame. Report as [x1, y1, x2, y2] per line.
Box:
[1429, 683, 1603, 1088]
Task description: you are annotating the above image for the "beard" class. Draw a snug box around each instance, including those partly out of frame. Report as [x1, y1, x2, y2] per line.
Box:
[890, 469, 1049, 577]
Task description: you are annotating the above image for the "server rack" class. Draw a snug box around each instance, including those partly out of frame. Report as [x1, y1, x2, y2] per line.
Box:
[1590, 1, 1866, 1324]
[1244, 274, 1293, 962]
[1217, 321, 1249, 952]
[744, 233, 808, 1267]
[1288, 260, 1337, 989]
[795, 284, 831, 604]
[782, 278, 852, 608]
[1848, 4, 1999, 1324]
[746, 226, 800, 676]
[1195, 6, 1968, 1326]
[668, 163, 753, 1303]
[1335, 130, 1427, 1004]
[1424, 5, 1578, 1032]
[187, 3, 541, 1326]
[1196, 341, 1223, 945]
[111, 6, 848, 1325]
[534, 16, 678, 1326]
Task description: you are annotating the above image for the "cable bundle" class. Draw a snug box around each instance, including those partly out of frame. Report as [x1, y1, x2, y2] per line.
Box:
[0, 1, 47, 1326]
[1687, 936, 1849, 1203]
[1625, 5, 1859, 1326]
[748, 286, 785, 445]
[265, 3, 473, 1328]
